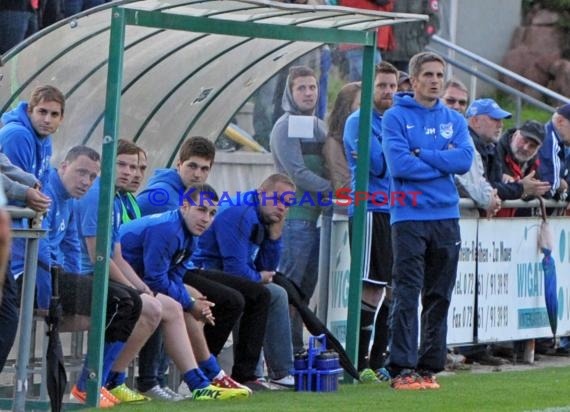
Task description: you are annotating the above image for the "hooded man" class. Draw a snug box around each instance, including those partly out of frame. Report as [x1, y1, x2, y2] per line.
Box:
[0, 85, 64, 187]
[269, 65, 332, 354]
[136, 136, 215, 216]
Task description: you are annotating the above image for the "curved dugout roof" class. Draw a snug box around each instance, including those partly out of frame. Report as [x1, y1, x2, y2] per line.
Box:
[0, 0, 425, 169]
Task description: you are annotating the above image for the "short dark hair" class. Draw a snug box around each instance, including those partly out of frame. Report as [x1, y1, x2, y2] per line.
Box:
[178, 136, 216, 164]
[185, 183, 219, 204]
[117, 139, 140, 156]
[408, 51, 446, 79]
[288, 66, 316, 92]
[375, 61, 399, 79]
[29, 85, 65, 115]
[64, 145, 100, 163]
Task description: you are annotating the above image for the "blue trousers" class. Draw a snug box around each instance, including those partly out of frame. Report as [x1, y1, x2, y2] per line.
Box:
[262, 283, 293, 379]
[386, 219, 460, 374]
[0, 10, 37, 54]
[344, 48, 382, 82]
[63, 0, 104, 17]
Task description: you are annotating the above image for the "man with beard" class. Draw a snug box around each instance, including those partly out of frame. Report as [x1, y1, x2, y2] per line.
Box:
[495, 120, 551, 217]
[342, 61, 397, 380]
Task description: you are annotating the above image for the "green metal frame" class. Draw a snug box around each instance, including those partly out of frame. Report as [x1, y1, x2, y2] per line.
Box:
[0, 1, 429, 409]
[89, 3, 395, 406]
[86, 7, 127, 406]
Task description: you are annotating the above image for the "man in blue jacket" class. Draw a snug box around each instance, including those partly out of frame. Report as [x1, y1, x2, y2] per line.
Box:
[11, 146, 142, 407]
[0, 85, 64, 187]
[119, 184, 253, 396]
[136, 136, 215, 216]
[381, 51, 473, 390]
[134, 136, 271, 393]
[343, 61, 398, 376]
[192, 173, 296, 388]
[539, 103, 570, 200]
[74, 144, 249, 402]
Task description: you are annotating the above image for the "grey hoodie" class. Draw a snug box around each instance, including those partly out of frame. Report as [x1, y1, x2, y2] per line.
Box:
[0, 152, 39, 203]
[269, 74, 332, 222]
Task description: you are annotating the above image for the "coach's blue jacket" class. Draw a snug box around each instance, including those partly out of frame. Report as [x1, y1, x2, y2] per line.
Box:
[382, 93, 473, 223]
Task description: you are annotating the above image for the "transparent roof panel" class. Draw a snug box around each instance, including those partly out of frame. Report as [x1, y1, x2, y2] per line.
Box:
[0, 0, 425, 167]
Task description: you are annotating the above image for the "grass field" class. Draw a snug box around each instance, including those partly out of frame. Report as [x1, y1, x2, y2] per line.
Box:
[85, 366, 570, 412]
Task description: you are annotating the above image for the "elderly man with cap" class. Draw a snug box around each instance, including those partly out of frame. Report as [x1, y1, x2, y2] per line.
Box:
[539, 103, 570, 201]
[496, 120, 552, 216]
[451, 94, 501, 218]
[465, 98, 551, 217]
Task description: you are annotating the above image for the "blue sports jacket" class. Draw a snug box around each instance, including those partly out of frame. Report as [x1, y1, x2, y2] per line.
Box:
[192, 197, 281, 282]
[382, 93, 473, 223]
[120, 210, 195, 310]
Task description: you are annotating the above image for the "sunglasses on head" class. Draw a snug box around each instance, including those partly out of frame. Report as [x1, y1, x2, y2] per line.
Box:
[444, 97, 468, 106]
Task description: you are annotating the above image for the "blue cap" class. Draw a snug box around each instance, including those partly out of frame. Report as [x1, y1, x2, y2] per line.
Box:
[466, 98, 512, 119]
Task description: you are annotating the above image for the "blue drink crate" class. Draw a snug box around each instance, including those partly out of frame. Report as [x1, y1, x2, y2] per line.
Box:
[291, 334, 342, 392]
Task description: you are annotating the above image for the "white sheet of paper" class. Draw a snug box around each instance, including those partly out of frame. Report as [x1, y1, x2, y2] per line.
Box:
[288, 115, 314, 139]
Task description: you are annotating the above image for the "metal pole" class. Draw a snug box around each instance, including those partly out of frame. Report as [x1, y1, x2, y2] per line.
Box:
[432, 35, 570, 105]
[85, 6, 126, 407]
[345, 36, 376, 382]
[469, 66, 477, 101]
[515, 96, 522, 128]
[13, 220, 45, 412]
[447, 0, 458, 79]
[317, 212, 332, 324]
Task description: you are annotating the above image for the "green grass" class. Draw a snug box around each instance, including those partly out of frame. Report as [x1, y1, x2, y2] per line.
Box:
[494, 93, 553, 130]
[86, 367, 570, 412]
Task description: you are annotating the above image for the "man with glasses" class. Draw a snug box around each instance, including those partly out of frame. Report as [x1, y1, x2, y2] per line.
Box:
[441, 79, 469, 115]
